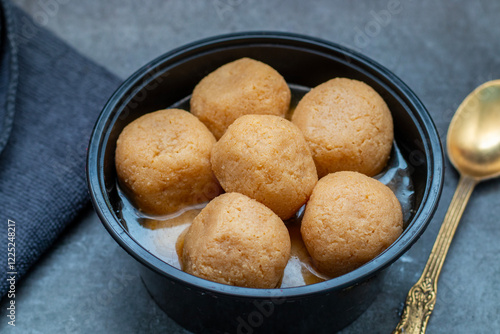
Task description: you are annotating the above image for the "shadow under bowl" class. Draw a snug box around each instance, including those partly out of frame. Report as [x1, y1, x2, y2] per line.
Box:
[86, 32, 444, 334]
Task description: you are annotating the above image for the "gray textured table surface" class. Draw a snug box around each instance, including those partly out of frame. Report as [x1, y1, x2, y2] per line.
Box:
[2, 1, 500, 333]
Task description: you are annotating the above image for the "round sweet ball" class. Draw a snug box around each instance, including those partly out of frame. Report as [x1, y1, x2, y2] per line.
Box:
[292, 78, 394, 178]
[182, 192, 291, 288]
[211, 115, 318, 220]
[301, 171, 403, 278]
[115, 109, 222, 215]
[190, 57, 291, 139]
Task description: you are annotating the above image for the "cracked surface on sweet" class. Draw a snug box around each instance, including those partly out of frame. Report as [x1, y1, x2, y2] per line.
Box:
[190, 57, 291, 139]
[182, 193, 291, 289]
[211, 114, 318, 220]
[301, 171, 403, 278]
[292, 78, 393, 177]
[115, 108, 221, 215]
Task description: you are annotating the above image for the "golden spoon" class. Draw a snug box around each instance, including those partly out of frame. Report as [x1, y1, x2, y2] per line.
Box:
[394, 80, 500, 333]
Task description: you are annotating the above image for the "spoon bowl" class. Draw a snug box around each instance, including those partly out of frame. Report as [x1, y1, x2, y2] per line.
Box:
[447, 80, 500, 180]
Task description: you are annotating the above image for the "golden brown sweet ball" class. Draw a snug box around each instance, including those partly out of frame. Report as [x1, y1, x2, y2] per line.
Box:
[301, 171, 403, 278]
[211, 114, 318, 220]
[182, 192, 291, 288]
[190, 57, 291, 139]
[291, 78, 394, 178]
[115, 109, 222, 215]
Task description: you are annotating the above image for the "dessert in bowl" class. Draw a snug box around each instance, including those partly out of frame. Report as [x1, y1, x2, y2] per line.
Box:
[87, 32, 443, 333]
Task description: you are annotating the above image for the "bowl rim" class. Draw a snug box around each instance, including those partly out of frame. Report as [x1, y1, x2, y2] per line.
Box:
[87, 31, 444, 299]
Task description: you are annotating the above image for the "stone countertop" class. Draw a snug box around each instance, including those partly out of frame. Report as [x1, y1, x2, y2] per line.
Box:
[2, 0, 500, 333]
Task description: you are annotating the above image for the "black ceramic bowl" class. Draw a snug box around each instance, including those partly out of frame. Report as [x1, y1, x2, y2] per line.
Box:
[87, 32, 444, 334]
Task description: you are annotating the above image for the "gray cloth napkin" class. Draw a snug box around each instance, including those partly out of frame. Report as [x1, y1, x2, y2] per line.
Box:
[0, 0, 121, 297]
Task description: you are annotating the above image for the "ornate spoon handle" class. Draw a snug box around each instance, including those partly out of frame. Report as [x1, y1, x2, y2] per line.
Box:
[393, 176, 477, 334]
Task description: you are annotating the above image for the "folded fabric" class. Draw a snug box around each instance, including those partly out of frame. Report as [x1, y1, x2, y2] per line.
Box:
[0, 0, 121, 297]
